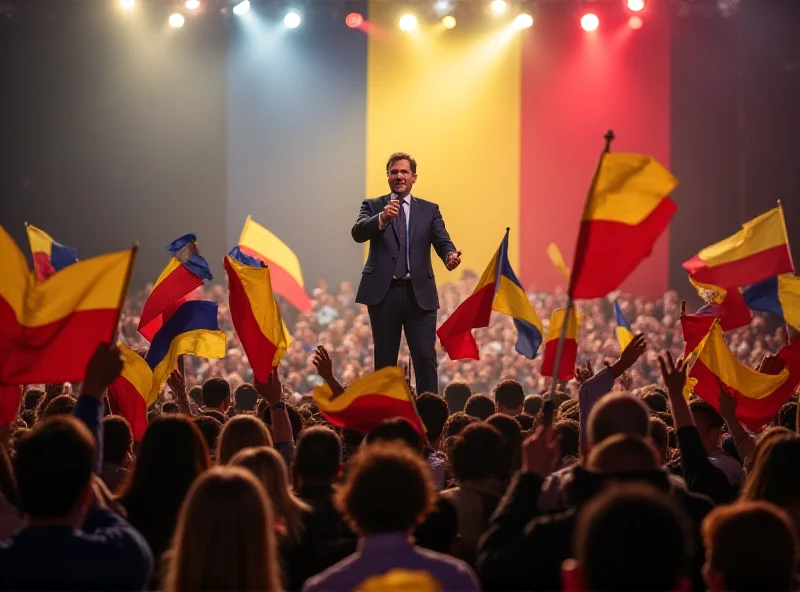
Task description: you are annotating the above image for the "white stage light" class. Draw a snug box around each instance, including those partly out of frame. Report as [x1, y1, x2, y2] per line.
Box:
[169, 13, 185, 27]
[284, 11, 301, 28]
[232, 0, 250, 16]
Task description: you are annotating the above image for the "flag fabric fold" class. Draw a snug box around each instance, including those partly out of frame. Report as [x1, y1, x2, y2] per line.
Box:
[437, 230, 543, 360]
[107, 343, 154, 441]
[238, 216, 312, 312]
[26, 224, 79, 281]
[683, 206, 794, 289]
[0, 225, 133, 384]
[614, 300, 634, 352]
[224, 253, 291, 383]
[313, 366, 423, 434]
[547, 243, 570, 282]
[568, 153, 678, 299]
[743, 274, 800, 333]
[541, 307, 580, 380]
[0, 385, 22, 426]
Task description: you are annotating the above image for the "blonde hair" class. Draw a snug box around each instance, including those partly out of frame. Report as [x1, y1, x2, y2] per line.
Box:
[231, 446, 310, 543]
[217, 415, 273, 465]
[163, 466, 281, 592]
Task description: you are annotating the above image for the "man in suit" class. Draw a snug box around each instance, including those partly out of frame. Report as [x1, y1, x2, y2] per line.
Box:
[352, 152, 461, 395]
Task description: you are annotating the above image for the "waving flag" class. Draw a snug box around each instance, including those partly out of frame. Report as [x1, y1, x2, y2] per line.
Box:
[614, 300, 634, 352]
[547, 243, 570, 282]
[437, 229, 543, 360]
[26, 224, 78, 281]
[541, 308, 580, 380]
[107, 344, 154, 441]
[743, 275, 800, 333]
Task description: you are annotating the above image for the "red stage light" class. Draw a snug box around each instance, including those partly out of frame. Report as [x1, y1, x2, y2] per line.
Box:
[580, 13, 599, 32]
[627, 0, 645, 12]
[345, 12, 363, 28]
[628, 15, 644, 29]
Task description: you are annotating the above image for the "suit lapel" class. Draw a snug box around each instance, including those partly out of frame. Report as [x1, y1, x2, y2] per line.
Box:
[408, 196, 421, 244]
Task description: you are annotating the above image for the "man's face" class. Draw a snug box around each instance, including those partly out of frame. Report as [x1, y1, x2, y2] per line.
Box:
[387, 159, 417, 197]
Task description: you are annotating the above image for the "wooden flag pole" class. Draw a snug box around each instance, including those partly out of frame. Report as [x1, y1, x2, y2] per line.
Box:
[110, 243, 139, 344]
[542, 130, 615, 428]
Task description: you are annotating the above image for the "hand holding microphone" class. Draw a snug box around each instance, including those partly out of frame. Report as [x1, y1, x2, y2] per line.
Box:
[380, 198, 401, 226]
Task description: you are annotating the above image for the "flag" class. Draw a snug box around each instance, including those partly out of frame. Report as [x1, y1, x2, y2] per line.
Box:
[684, 289, 754, 346]
[437, 229, 543, 360]
[614, 300, 634, 352]
[547, 243, 570, 282]
[569, 153, 678, 299]
[743, 275, 800, 333]
[107, 344, 154, 441]
[0, 226, 134, 384]
[224, 252, 291, 383]
[313, 366, 423, 434]
[683, 206, 794, 289]
[238, 216, 312, 312]
[144, 300, 226, 401]
[138, 234, 212, 342]
[541, 307, 580, 380]
[687, 320, 800, 431]
[26, 224, 78, 281]
[0, 385, 22, 426]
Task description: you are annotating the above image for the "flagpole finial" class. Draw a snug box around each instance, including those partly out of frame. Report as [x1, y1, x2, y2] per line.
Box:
[506, 227, 510, 232]
[604, 129, 615, 152]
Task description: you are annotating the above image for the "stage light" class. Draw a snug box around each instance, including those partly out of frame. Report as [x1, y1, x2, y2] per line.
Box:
[232, 0, 250, 15]
[490, 0, 507, 15]
[345, 12, 363, 28]
[442, 15, 456, 29]
[399, 13, 417, 31]
[627, 0, 645, 11]
[434, 1, 452, 16]
[169, 12, 185, 27]
[581, 13, 599, 31]
[514, 13, 534, 29]
[120, 0, 135, 10]
[284, 11, 301, 28]
[628, 15, 643, 29]
[185, 0, 200, 9]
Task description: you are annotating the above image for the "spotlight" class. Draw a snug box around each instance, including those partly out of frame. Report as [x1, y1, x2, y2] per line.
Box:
[185, 0, 200, 9]
[442, 15, 456, 29]
[399, 13, 417, 31]
[514, 13, 534, 29]
[628, 15, 644, 29]
[120, 0, 135, 9]
[627, 0, 645, 11]
[490, 0, 507, 14]
[284, 11, 301, 28]
[580, 13, 599, 31]
[433, 0, 452, 16]
[345, 12, 364, 28]
[169, 12, 185, 27]
[232, 0, 250, 15]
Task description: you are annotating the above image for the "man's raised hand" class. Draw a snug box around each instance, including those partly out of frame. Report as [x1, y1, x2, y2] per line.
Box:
[81, 343, 124, 399]
[379, 200, 400, 226]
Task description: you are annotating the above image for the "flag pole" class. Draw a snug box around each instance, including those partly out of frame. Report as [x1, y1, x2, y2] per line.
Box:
[777, 199, 795, 271]
[542, 130, 615, 428]
[110, 243, 139, 344]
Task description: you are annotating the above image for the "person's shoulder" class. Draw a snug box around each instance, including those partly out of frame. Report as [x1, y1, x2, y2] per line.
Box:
[411, 196, 437, 208]
[365, 195, 390, 204]
[412, 546, 479, 588]
[302, 551, 360, 592]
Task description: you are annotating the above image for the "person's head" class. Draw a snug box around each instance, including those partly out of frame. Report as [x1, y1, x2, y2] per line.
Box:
[188, 385, 203, 407]
[464, 394, 495, 421]
[415, 393, 449, 447]
[102, 415, 133, 467]
[487, 414, 522, 474]
[217, 415, 273, 465]
[443, 381, 471, 414]
[385, 152, 417, 198]
[231, 446, 310, 543]
[523, 394, 543, 417]
[639, 384, 669, 413]
[649, 416, 670, 465]
[335, 442, 436, 536]
[39, 395, 76, 420]
[689, 399, 724, 454]
[442, 411, 477, 440]
[702, 501, 797, 592]
[23, 389, 44, 411]
[15, 417, 95, 525]
[587, 393, 650, 450]
[450, 422, 508, 484]
[194, 415, 224, 457]
[494, 379, 525, 416]
[514, 413, 535, 432]
[778, 402, 797, 432]
[161, 401, 180, 414]
[588, 434, 660, 474]
[293, 426, 342, 489]
[742, 434, 800, 514]
[565, 484, 693, 592]
[164, 467, 280, 592]
[554, 419, 580, 463]
[234, 384, 259, 413]
[365, 418, 422, 453]
[202, 377, 231, 412]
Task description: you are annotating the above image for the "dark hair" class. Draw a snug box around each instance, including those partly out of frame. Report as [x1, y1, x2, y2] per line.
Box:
[443, 381, 471, 414]
[689, 398, 724, 429]
[15, 417, 95, 518]
[742, 435, 800, 507]
[649, 416, 669, 453]
[487, 413, 522, 474]
[258, 402, 305, 442]
[464, 394, 495, 421]
[443, 411, 477, 440]
[23, 389, 44, 411]
[778, 402, 797, 432]
[639, 385, 669, 413]
[523, 395, 543, 416]
[161, 401, 180, 414]
[39, 395, 77, 420]
[103, 415, 133, 466]
[450, 422, 507, 482]
[336, 443, 435, 534]
[514, 413, 535, 432]
[554, 419, 580, 459]
[235, 384, 259, 412]
[587, 394, 650, 446]
[385, 152, 417, 175]
[188, 386, 203, 406]
[194, 415, 224, 453]
[415, 394, 449, 442]
[295, 426, 342, 483]
[495, 379, 524, 412]
[366, 418, 422, 453]
[202, 377, 231, 409]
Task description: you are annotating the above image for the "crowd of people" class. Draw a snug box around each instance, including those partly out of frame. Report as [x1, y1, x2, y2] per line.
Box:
[0, 273, 798, 591]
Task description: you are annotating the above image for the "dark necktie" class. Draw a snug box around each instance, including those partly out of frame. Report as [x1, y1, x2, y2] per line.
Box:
[394, 200, 408, 278]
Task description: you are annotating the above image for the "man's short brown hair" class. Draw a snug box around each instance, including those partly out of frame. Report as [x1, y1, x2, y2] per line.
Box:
[386, 152, 417, 174]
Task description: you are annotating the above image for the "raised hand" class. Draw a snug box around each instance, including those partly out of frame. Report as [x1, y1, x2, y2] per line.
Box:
[657, 351, 687, 396]
[255, 367, 283, 406]
[619, 334, 648, 371]
[313, 346, 334, 382]
[81, 343, 124, 399]
[575, 361, 595, 385]
[380, 200, 400, 226]
[167, 368, 186, 398]
[522, 425, 561, 478]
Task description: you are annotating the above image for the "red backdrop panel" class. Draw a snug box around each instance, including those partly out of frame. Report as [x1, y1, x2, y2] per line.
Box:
[519, 2, 671, 298]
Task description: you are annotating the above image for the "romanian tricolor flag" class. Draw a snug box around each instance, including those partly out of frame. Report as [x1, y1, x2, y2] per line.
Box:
[687, 320, 800, 431]
[437, 230, 543, 361]
[313, 366, 423, 434]
[683, 206, 794, 289]
[144, 300, 226, 401]
[26, 223, 78, 281]
[743, 275, 800, 333]
[541, 307, 580, 380]
[569, 153, 678, 299]
[224, 250, 291, 383]
[547, 243, 570, 282]
[238, 216, 312, 312]
[107, 344, 154, 441]
[138, 234, 213, 342]
[614, 300, 634, 352]
[0, 226, 134, 384]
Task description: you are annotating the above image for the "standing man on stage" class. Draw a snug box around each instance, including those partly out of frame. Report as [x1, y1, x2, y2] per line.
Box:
[352, 152, 461, 395]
